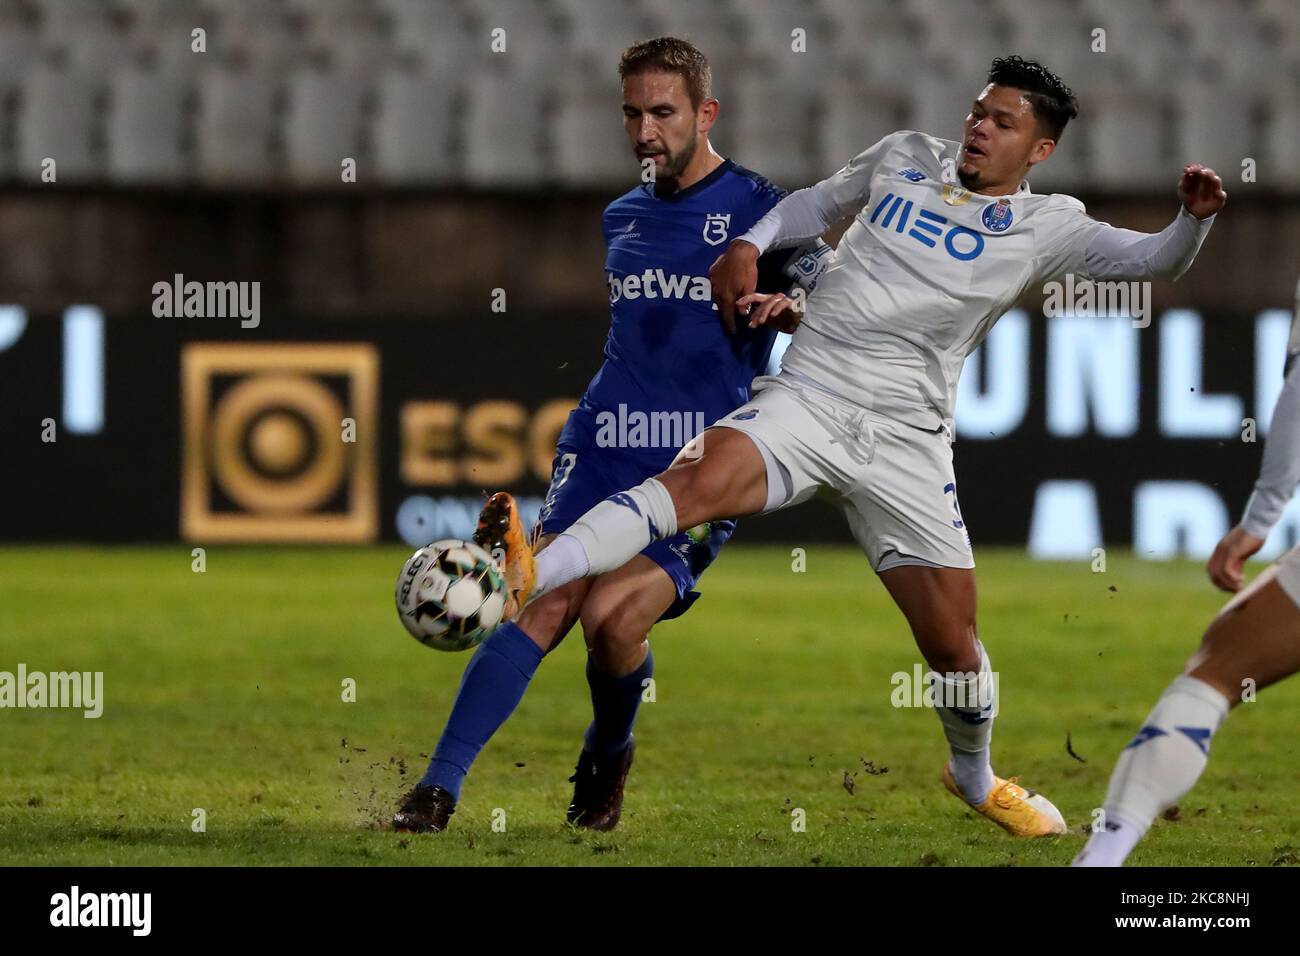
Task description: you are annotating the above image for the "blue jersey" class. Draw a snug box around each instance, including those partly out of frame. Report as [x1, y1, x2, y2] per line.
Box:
[561, 159, 813, 471]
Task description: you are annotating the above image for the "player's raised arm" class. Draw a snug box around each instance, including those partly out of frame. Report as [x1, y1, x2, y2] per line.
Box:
[709, 133, 899, 332]
[1083, 164, 1226, 282]
[1207, 360, 1298, 590]
[1209, 286, 1300, 591]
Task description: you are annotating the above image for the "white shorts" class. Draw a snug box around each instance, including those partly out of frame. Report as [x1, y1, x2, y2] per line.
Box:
[1275, 544, 1300, 608]
[715, 375, 975, 572]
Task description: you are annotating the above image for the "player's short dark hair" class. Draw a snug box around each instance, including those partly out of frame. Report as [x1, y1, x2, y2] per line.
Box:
[987, 55, 1079, 141]
[619, 37, 712, 110]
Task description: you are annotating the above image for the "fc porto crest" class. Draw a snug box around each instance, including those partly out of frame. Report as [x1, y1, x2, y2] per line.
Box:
[703, 212, 731, 246]
[981, 197, 1014, 232]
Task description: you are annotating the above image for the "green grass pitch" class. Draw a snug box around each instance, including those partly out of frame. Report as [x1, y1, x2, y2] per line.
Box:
[2, 544, 1298, 866]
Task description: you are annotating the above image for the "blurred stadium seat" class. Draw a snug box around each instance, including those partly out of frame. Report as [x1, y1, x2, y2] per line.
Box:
[552, 68, 634, 186]
[0, 0, 1294, 193]
[470, 0, 565, 77]
[818, 81, 904, 174]
[301, 0, 395, 75]
[0, 11, 38, 178]
[1266, 90, 1300, 189]
[725, 64, 819, 187]
[1088, 88, 1170, 190]
[379, 0, 474, 71]
[553, 0, 649, 69]
[195, 64, 281, 184]
[107, 62, 193, 182]
[1173, 78, 1259, 184]
[373, 65, 459, 184]
[461, 65, 548, 187]
[18, 63, 101, 182]
[639, 0, 747, 63]
[284, 67, 372, 183]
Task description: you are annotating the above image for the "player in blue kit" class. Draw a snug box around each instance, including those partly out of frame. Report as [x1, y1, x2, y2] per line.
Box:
[394, 37, 826, 834]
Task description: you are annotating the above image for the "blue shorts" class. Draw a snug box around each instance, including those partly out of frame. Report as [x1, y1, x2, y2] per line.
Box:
[535, 438, 736, 622]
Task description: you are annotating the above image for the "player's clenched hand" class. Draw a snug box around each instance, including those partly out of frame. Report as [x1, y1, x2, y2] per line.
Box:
[709, 239, 760, 334]
[736, 292, 803, 333]
[1178, 164, 1226, 220]
[1206, 524, 1264, 593]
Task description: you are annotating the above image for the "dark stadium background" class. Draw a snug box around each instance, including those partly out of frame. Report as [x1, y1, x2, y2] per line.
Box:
[1, 0, 1297, 562]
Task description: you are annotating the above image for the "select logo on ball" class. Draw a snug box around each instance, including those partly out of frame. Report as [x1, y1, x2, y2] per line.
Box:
[181, 343, 378, 542]
[396, 540, 507, 652]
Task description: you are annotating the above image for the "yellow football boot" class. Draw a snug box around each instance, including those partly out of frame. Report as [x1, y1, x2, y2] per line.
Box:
[473, 492, 537, 622]
[943, 763, 1067, 837]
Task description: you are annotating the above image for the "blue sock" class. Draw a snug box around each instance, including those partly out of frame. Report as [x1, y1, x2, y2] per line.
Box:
[419, 622, 545, 800]
[583, 646, 653, 756]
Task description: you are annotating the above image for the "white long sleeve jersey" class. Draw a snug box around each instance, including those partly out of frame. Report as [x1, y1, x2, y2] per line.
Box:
[740, 130, 1215, 430]
[1241, 280, 1300, 540]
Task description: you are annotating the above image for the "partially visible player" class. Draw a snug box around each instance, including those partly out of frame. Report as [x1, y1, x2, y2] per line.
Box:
[1074, 277, 1300, 866]
[485, 56, 1225, 839]
[394, 38, 827, 833]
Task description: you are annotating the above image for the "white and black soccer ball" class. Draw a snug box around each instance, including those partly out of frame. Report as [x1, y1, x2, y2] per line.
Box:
[395, 539, 507, 652]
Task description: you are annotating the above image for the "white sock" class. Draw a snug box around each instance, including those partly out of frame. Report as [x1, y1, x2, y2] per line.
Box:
[1071, 812, 1145, 868]
[532, 534, 589, 598]
[933, 641, 997, 804]
[532, 478, 678, 600]
[949, 747, 995, 806]
[1073, 675, 1230, 867]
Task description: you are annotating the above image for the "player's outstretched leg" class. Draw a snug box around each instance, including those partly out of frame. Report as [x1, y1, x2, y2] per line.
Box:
[394, 518, 587, 833]
[564, 555, 677, 830]
[515, 427, 769, 612]
[1074, 566, 1300, 866]
[880, 564, 1066, 837]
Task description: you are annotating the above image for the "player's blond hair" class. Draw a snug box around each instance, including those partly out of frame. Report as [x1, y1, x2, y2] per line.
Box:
[618, 37, 712, 110]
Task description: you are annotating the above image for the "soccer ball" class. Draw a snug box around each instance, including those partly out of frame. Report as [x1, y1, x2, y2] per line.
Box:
[395, 539, 507, 652]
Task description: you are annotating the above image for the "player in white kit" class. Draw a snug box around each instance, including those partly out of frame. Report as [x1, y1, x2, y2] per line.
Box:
[1075, 276, 1300, 866]
[486, 56, 1227, 838]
